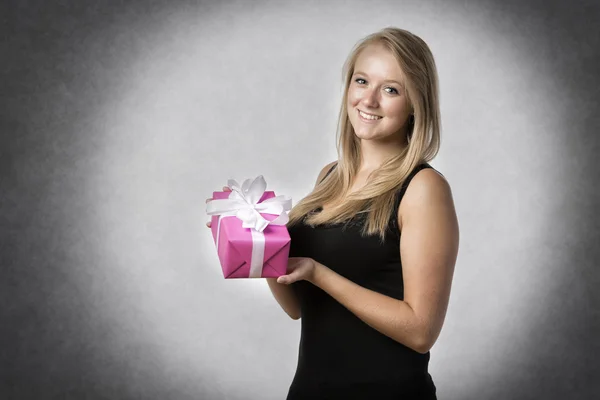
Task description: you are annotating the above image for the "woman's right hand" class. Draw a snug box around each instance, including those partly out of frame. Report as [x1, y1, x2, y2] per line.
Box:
[206, 186, 232, 228]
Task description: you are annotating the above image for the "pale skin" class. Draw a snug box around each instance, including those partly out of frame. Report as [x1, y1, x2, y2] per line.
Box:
[206, 43, 459, 354]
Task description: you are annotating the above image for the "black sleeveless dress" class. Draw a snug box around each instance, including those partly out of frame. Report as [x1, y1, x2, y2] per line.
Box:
[285, 162, 437, 400]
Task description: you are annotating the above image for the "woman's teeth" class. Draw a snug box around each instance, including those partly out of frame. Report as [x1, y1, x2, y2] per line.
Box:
[359, 110, 382, 120]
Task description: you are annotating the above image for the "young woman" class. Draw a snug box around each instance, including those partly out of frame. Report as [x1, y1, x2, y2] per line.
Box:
[208, 27, 458, 399]
[273, 27, 458, 399]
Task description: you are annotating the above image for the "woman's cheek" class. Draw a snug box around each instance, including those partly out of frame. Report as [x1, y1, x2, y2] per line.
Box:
[347, 89, 360, 106]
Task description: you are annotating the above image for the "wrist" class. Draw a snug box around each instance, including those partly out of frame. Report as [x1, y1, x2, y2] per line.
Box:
[310, 262, 327, 285]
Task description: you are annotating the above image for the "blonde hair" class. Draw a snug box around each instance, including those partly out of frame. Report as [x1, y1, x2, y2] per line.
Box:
[287, 27, 441, 242]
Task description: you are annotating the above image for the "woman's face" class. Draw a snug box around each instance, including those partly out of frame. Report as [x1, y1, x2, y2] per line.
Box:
[347, 44, 412, 142]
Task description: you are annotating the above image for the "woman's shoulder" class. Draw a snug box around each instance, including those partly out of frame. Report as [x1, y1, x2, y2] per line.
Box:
[314, 160, 338, 187]
[398, 165, 454, 223]
[406, 164, 450, 199]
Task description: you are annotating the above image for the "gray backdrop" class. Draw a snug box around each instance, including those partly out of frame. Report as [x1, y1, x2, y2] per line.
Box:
[2, 0, 599, 399]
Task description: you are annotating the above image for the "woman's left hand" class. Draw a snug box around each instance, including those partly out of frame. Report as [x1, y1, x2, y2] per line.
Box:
[277, 257, 320, 285]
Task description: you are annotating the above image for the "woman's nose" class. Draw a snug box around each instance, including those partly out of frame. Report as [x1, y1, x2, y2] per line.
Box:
[361, 88, 379, 108]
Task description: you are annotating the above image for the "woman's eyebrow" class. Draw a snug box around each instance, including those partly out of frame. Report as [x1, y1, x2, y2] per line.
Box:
[353, 71, 403, 86]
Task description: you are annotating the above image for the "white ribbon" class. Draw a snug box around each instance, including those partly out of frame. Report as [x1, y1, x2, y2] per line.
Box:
[206, 175, 292, 278]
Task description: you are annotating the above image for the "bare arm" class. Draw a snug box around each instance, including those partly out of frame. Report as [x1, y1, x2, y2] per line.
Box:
[266, 161, 338, 320]
[310, 169, 459, 353]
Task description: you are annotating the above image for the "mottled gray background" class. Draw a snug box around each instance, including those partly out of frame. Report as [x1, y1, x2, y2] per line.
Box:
[1, 0, 599, 399]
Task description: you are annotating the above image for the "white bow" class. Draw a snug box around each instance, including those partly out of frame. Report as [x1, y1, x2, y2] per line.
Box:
[206, 175, 292, 232]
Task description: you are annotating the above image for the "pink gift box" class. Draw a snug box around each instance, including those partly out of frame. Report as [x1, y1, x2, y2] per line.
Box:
[210, 190, 291, 279]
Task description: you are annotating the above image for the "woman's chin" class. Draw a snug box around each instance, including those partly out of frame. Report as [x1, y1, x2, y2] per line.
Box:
[354, 130, 379, 140]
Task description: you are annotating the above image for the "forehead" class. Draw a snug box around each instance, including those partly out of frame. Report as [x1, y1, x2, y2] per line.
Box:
[354, 44, 405, 82]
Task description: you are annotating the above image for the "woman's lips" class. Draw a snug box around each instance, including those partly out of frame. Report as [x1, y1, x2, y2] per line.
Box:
[358, 109, 382, 122]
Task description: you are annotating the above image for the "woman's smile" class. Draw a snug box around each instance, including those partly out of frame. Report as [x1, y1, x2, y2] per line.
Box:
[358, 109, 382, 122]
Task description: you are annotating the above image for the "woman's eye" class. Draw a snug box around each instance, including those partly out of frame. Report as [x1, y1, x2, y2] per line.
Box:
[385, 87, 398, 94]
[355, 78, 366, 85]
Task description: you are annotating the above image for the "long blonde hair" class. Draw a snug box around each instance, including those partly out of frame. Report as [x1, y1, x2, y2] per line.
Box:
[287, 27, 441, 242]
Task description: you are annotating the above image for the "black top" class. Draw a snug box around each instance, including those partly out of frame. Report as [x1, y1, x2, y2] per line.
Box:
[286, 162, 437, 400]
